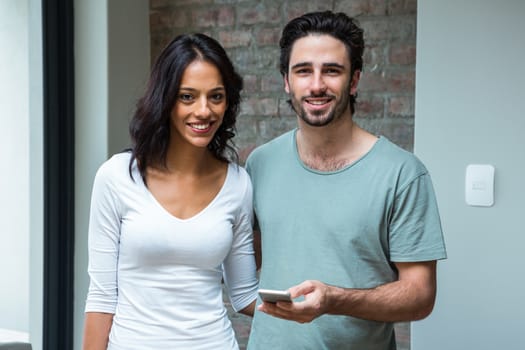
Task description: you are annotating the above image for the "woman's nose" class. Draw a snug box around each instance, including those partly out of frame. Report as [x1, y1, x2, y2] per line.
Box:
[195, 97, 211, 117]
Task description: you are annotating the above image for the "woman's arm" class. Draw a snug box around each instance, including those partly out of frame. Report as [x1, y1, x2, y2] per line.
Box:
[239, 300, 256, 317]
[82, 312, 114, 350]
[83, 162, 121, 349]
[223, 169, 259, 315]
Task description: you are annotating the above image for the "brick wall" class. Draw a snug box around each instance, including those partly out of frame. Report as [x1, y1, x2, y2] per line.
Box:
[150, 1, 416, 348]
[150, 0, 417, 156]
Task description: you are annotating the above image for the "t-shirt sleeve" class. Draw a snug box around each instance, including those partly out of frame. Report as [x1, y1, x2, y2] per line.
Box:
[389, 173, 447, 262]
[222, 170, 258, 312]
[84, 162, 122, 314]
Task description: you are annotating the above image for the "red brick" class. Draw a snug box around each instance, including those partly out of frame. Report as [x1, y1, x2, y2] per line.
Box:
[361, 19, 392, 41]
[389, 16, 417, 40]
[363, 44, 386, 68]
[234, 47, 279, 71]
[359, 71, 387, 92]
[389, 44, 416, 65]
[238, 144, 257, 164]
[192, 7, 233, 28]
[278, 98, 296, 117]
[257, 115, 297, 140]
[389, 0, 417, 15]
[261, 73, 283, 93]
[385, 70, 415, 93]
[383, 118, 414, 151]
[150, 9, 189, 29]
[218, 30, 252, 48]
[335, 0, 388, 16]
[242, 97, 279, 116]
[218, 7, 235, 27]
[388, 96, 414, 116]
[286, 1, 333, 21]
[163, 0, 210, 5]
[255, 28, 281, 46]
[361, 17, 415, 42]
[356, 95, 384, 116]
[237, 5, 280, 25]
[150, 0, 176, 9]
[242, 75, 259, 93]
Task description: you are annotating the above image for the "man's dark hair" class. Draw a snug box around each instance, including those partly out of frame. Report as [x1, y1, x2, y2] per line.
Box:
[128, 33, 242, 182]
[279, 11, 365, 114]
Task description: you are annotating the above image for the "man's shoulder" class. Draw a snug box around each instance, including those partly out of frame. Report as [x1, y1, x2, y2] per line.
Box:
[373, 137, 428, 174]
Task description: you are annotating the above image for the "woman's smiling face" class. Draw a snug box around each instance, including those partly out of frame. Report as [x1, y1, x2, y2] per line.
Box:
[170, 59, 227, 149]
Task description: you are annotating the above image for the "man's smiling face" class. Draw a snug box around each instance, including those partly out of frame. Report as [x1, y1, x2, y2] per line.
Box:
[284, 34, 359, 127]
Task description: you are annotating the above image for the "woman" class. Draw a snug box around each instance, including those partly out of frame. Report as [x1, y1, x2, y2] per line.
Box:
[82, 33, 258, 350]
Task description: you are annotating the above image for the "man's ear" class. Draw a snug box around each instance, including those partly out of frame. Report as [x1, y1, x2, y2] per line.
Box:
[350, 70, 361, 96]
[284, 74, 290, 94]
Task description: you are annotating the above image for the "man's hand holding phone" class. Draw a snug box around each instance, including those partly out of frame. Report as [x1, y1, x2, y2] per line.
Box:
[258, 289, 292, 303]
[257, 280, 330, 324]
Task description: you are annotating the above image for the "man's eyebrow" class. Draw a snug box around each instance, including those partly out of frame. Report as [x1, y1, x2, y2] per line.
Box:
[290, 62, 312, 70]
[323, 62, 346, 69]
[290, 62, 346, 70]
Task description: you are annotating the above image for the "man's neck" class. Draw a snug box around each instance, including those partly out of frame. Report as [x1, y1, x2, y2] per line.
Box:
[296, 117, 377, 171]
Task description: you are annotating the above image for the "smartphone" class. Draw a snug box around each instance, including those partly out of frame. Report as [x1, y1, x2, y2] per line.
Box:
[258, 289, 292, 303]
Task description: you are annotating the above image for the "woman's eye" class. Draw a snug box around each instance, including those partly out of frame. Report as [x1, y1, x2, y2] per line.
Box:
[179, 93, 193, 101]
[211, 93, 225, 102]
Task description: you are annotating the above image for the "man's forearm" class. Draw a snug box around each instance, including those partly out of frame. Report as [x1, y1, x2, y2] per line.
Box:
[260, 261, 438, 324]
[326, 277, 436, 322]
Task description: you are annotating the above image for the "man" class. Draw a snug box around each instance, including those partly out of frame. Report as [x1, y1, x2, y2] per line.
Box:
[245, 11, 447, 349]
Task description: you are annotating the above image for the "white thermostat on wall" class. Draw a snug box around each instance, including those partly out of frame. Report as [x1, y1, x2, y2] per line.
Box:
[465, 164, 495, 207]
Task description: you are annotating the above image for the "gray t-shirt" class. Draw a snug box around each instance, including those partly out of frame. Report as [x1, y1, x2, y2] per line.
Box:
[246, 129, 447, 350]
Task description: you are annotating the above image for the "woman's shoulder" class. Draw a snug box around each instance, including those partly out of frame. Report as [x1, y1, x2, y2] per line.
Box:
[94, 151, 134, 183]
[221, 163, 251, 200]
[227, 162, 250, 185]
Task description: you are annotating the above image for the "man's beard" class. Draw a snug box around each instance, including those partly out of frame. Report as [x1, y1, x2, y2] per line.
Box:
[289, 82, 352, 127]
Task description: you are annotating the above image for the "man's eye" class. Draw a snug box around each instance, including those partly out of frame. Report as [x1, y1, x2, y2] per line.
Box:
[296, 69, 311, 74]
[325, 69, 340, 75]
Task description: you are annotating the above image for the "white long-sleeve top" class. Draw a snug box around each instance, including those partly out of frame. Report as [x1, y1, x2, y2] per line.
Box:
[85, 152, 258, 350]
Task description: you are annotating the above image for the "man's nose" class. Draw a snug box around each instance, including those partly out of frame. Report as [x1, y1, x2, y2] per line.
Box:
[310, 72, 327, 94]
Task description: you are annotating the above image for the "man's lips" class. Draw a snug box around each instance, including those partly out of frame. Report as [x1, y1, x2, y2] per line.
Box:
[303, 96, 333, 109]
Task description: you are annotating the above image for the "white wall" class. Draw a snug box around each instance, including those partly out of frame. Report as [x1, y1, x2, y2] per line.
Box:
[73, 1, 150, 348]
[74, 1, 110, 347]
[0, 0, 30, 333]
[413, 0, 525, 349]
[28, 0, 44, 348]
[0, 0, 148, 348]
[0, 0, 43, 347]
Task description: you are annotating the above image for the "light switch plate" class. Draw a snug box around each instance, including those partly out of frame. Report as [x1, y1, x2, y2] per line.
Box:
[465, 164, 495, 207]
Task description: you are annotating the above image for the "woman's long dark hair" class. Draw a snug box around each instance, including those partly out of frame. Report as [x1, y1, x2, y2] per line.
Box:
[129, 33, 242, 181]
